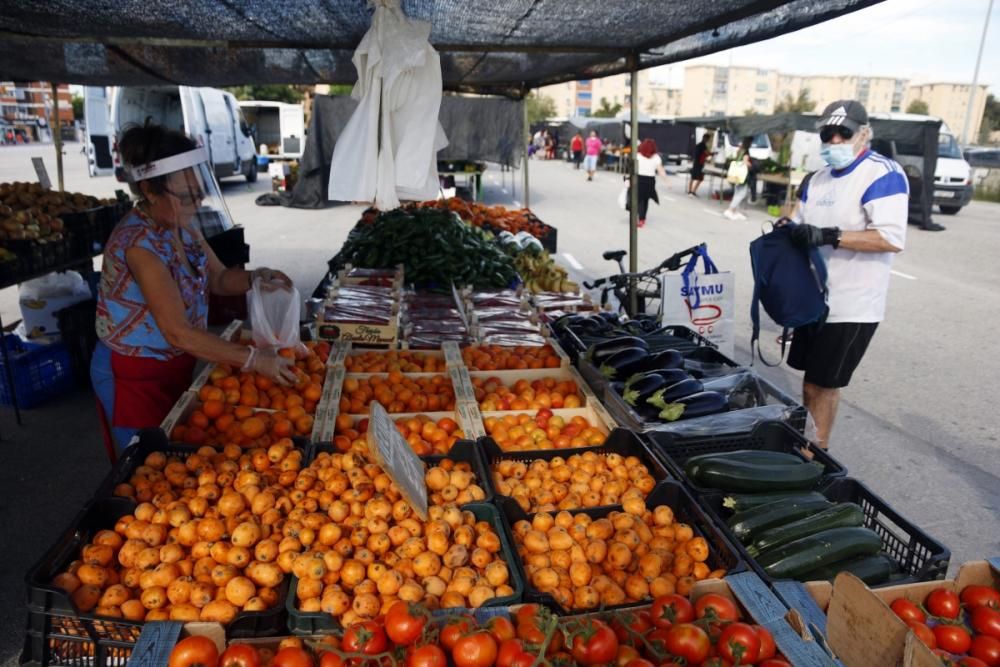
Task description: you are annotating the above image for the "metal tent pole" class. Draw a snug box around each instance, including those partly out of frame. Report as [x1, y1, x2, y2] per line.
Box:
[51, 82, 64, 191]
[522, 94, 530, 208]
[961, 0, 993, 144]
[628, 64, 639, 316]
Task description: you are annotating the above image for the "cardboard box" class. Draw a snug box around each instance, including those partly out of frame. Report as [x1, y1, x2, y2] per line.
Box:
[19, 292, 90, 337]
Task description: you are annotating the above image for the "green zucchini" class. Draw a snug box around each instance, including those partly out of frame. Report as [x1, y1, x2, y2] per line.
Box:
[727, 498, 833, 544]
[747, 503, 865, 558]
[798, 553, 896, 586]
[722, 491, 828, 512]
[696, 459, 825, 492]
[683, 450, 804, 480]
[756, 527, 883, 580]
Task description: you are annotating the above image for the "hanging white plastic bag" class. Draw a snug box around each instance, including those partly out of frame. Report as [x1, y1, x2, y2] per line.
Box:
[617, 186, 628, 210]
[247, 278, 305, 353]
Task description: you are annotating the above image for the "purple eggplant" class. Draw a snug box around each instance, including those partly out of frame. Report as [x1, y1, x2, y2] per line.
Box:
[622, 373, 669, 407]
[646, 378, 704, 409]
[586, 336, 649, 363]
[658, 390, 729, 422]
[624, 368, 690, 389]
[632, 349, 684, 374]
[599, 347, 650, 379]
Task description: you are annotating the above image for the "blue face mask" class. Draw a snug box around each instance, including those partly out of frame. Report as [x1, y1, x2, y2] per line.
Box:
[820, 142, 858, 169]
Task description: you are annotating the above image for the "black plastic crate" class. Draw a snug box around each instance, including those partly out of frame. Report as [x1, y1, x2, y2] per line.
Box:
[496, 481, 745, 616]
[286, 501, 523, 635]
[558, 321, 716, 363]
[478, 427, 672, 514]
[698, 476, 950, 588]
[22, 494, 292, 665]
[646, 420, 846, 495]
[93, 428, 310, 501]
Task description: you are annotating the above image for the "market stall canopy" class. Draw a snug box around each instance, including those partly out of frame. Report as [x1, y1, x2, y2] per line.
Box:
[0, 0, 883, 96]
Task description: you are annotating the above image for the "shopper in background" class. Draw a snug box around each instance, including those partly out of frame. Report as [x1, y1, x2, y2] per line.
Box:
[92, 122, 298, 453]
[634, 138, 669, 228]
[570, 132, 584, 169]
[688, 133, 713, 197]
[583, 130, 602, 181]
[784, 99, 907, 449]
[723, 137, 754, 220]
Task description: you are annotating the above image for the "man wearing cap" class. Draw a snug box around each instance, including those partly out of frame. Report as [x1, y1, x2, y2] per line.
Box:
[785, 100, 908, 449]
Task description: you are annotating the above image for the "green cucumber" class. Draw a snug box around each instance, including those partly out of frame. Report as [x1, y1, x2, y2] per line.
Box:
[727, 498, 834, 544]
[683, 450, 805, 480]
[696, 459, 825, 492]
[722, 491, 828, 512]
[798, 553, 896, 586]
[756, 527, 883, 580]
[747, 503, 866, 558]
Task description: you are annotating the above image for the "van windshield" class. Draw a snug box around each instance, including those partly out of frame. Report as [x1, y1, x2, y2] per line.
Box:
[727, 133, 769, 148]
[938, 133, 963, 159]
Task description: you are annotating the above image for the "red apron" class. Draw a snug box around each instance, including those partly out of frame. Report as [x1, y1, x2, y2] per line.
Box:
[110, 351, 196, 428]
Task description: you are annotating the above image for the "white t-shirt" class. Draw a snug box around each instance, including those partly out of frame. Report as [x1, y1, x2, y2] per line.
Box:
[796, 150, 908, 323]
[637, 153, 662, 177]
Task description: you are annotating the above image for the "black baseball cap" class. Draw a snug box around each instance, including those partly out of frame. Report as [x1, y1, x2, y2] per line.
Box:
[815, 100, 868, 132]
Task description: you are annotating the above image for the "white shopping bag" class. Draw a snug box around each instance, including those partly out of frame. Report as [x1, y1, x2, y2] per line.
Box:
[661, 247, 735, 358]
[247, 278, 305, 353]
[617, 186, 628, 210]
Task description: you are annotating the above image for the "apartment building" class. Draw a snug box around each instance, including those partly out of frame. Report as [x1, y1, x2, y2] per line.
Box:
[0, 82, 73, 140]
[679, 65, 779, 117]
[538, 70, 660, 119]
[904, 82, 989, 140]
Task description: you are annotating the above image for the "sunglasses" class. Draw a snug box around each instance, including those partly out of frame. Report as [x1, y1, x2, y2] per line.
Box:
[820, 125, 854, 143]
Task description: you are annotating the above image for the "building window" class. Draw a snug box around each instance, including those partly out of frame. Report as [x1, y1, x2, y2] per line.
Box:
[755, 82, 768, 92]
[625, 94, 631, 105]
[754, 98, 768, 107]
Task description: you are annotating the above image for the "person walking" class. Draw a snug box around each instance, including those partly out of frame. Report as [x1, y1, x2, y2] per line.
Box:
[634, 139, 669, 228]
[784, 100, 908, 449]
[570, 132, 584, 169]
[583, 130, 602, 181]
[723, 137, 754, 220]
[688, 133, 713, 197]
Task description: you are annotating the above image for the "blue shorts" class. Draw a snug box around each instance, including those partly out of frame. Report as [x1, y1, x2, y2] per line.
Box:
[583, 155, 598, 172]
[91, 341, 140, 452]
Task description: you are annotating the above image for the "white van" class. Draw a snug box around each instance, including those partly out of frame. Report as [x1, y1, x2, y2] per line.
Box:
[695, 128, 773, 166]
[237, 101, 305, 159]
[870, 112, 973, 215]
[84, 85, 257, 183]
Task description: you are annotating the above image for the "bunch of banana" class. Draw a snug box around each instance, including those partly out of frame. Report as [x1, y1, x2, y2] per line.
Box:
[514, 249, 579, 294]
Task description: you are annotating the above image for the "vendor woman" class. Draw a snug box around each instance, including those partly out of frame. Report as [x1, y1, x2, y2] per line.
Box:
[92, 122, 298, 452]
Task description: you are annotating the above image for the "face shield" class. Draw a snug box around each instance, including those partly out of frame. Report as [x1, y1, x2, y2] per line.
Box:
[125, 146, 235, 237]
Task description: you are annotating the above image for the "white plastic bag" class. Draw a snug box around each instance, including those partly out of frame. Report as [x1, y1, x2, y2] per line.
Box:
[247, 278, 304, 352]
[20, 271, 89, 299]
[617, 187, 628, 210]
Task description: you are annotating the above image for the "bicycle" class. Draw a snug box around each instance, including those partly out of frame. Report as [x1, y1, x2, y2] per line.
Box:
[582, 244, 705, 321]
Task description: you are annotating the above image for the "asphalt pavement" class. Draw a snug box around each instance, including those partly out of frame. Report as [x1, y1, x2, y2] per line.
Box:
[0, 144, 997, 665]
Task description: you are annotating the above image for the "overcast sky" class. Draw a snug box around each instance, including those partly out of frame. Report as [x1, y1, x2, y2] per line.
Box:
[651, 0, 999, 94]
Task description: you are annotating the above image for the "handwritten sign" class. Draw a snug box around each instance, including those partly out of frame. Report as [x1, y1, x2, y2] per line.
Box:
[367, 401, 428, 519]
[31, 158, 51, 190]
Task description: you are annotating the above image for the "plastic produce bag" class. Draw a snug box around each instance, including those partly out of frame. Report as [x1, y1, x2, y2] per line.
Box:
[20, 271, 89, 300]
[247, 278, 305, 353]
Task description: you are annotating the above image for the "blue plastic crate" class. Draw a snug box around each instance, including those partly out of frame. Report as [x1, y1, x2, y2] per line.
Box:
[0, 334, 75, 408]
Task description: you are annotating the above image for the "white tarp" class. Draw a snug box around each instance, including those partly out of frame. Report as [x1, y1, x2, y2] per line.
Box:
[328, 0, 447, 209]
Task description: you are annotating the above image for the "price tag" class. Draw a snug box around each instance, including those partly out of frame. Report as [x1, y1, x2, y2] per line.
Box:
[366, 401, 428, 519]
[32, 157, 51, 190]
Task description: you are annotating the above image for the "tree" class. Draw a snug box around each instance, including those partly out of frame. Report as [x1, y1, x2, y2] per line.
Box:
[226, 85, 304, 104]
[978, 94, 1000, 144]
[645, 98, 660, 115]
[774, 89, 816, 114]
[743, 107, 760, 116]
[71, 94, 84, 120]
[906, 99, 929, 115]
[526, 92, 557, 125]
[592, 97, 623, 118]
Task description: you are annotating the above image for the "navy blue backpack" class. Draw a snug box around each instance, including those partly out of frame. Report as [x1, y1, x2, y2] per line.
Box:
[749, 223, 829, 365]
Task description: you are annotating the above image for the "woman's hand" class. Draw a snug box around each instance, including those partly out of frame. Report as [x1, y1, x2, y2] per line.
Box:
[242, 347, 299, 386]
[251, 267, 293, 291]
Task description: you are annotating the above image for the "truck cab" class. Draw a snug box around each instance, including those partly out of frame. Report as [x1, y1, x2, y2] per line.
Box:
[870, 113, 973, 215]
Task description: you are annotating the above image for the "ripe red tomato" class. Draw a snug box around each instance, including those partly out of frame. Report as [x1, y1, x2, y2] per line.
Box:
[341, 621, 388, 656]
[385, 601, 427, 647]
[441, 616, 477, 651]
[664, 623, 711, 664]
[754, 625, 776, 661]
[933, 624, 972, 654]
[963, 586, 1000, 610]
[718, 622, 760, 665]
[972, 606, 1000, 639]
[650, 594, 695, 629]
[271, 648, 314, 667]
[758, 660, 793, 667]
[487, 617, 517, 644]
[406, 645, 447, 667]
[219, 645, 260, 667]
[906, 621, 937, 650]
[694, 594, 740, 622]
[622, 660, 656, 667]
[956, 657, 990, 667]
[570, 620, 619, 666]
[452, 632, 499, 667]
[612, 610, 652, 642]
[970, 634, 1000, 666]
[497, 639, 528, 667]
[168, 636, 220, 667]
[509, 652, 537, 667]
[318, 652, 345, 667]
[926, 589, 961, 619]
[890, 598, 926, 624]
[645, 627, 671, 656]
[700, 658, 734, 667]
[614, 645, 640, 666]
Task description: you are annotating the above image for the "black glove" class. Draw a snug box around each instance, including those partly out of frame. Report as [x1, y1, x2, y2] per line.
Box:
[790, 223, 841, 249]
